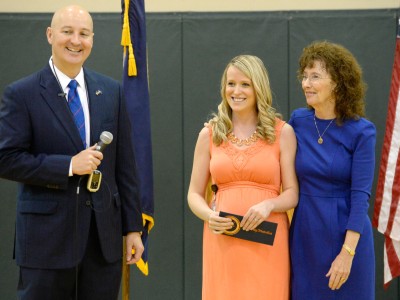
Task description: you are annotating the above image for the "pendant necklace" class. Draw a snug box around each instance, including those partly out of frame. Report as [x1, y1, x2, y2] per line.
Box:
[313, 114, 334, 144]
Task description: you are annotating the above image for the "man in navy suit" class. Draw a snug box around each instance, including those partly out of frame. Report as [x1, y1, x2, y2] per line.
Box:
[0, 5, 144, 299]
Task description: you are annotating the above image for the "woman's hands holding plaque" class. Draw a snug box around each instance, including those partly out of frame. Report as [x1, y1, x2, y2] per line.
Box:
[241, 200, 274, 231]
[208, 211, 234, 234]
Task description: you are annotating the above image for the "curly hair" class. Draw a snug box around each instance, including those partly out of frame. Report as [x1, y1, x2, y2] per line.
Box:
[209, 55, 281, 146]
[298, 41, 366, 123]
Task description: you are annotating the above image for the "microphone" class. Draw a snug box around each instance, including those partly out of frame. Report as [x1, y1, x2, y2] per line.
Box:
[95, 131, 113, 152]
[87, 131, 113, 192]
[58, 92, 67, 97]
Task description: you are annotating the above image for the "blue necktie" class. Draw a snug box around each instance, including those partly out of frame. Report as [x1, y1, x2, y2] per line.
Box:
[68, 80, 86, 148]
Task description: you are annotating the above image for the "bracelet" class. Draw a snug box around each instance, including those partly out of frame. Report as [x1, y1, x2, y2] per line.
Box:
[342, 243, 355, 256]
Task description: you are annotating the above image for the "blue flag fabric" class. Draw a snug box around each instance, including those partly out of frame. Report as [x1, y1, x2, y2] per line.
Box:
[121, 0, 154, 276]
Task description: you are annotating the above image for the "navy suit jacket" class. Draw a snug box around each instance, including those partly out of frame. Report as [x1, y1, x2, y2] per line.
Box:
[0, 64, 143, 269]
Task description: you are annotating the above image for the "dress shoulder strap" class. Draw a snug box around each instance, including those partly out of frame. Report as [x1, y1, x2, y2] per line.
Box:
[208, 126, 213, 155]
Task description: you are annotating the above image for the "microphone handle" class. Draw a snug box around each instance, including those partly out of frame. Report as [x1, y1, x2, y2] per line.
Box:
[96, 142, 107, 152]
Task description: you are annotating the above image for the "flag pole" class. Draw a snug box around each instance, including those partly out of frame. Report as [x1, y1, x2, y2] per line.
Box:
[122, 236, 130, 300]
[120, 0, 154, 297]
[372, 16, 400, 288]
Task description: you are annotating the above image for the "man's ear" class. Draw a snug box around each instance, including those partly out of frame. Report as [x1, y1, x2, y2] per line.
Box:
[46, 27, 53, 45]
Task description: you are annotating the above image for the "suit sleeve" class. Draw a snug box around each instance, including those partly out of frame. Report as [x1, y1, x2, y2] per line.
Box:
[0, 83, 70, 189]
[115, 84, 143, 234]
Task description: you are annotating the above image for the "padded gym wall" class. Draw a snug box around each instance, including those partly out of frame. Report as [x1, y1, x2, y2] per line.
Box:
[0, 9, 398, 299]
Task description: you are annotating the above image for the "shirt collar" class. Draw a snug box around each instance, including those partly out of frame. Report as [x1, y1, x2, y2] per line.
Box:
[49, 57, 85, 91]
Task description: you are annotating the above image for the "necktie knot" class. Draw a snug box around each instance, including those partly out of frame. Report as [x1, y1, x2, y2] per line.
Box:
[68, 80, 79, 104]
[68, 79, 78, 97]
[68, 79, 78, 90]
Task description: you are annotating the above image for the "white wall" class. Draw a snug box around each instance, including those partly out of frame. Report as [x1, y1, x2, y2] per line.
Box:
[0, 0, 398, 13]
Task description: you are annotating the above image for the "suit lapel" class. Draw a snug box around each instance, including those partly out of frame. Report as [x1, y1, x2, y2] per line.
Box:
[84, 69, 104, 145]
[39, 65, 84, 151]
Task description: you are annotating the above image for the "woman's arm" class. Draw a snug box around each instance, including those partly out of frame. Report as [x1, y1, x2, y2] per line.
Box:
[187, 127, 233, 233]
[187, 127, 213, 221]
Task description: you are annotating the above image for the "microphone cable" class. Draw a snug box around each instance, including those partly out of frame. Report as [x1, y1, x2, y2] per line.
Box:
[73, 174, 112, 299]
[74, 176, 83, 300]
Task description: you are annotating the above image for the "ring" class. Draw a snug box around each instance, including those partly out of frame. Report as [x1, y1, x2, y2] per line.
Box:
[340, 278, 346, 282]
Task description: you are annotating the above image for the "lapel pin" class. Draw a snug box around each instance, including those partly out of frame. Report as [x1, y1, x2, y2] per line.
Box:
[96, 90, 102, 96]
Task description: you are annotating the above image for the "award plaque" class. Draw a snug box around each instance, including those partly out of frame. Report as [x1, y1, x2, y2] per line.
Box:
[219, 211, 278, 246]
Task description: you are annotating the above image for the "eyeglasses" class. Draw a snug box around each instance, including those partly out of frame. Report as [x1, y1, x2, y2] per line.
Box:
[299, 74, 329, 84]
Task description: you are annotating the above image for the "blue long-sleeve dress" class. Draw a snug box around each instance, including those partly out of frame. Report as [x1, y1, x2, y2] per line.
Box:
[289, 108, 376, 300]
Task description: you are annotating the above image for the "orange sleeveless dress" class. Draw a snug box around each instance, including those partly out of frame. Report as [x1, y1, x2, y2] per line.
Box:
[203, 119, 289, 300]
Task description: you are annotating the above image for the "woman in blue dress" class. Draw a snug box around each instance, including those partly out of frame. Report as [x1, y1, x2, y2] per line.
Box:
[289, 41, 376, 299]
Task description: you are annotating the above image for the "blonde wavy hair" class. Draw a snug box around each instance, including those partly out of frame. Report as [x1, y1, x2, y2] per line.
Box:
[209, 55, 281, 146]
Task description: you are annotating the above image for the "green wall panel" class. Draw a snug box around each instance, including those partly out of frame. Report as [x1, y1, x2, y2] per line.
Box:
[0, 9, 399, 300]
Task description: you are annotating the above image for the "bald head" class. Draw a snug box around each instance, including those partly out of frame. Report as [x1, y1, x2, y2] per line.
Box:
[51, 5, 93, 32]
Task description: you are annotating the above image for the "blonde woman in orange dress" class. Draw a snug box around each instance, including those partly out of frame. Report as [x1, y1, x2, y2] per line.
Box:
[187, 55, 298, 300]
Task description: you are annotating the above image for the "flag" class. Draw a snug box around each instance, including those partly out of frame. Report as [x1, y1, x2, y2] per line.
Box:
[372, 17, 400, 288]
[121, 0, 154, 276]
